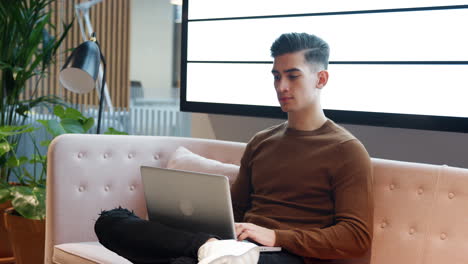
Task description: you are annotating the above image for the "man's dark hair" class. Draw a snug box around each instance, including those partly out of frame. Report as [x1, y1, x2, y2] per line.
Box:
[270, 33, 330, 70]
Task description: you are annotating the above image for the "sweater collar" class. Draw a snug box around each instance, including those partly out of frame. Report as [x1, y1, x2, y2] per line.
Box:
[284, 119, 333, 136]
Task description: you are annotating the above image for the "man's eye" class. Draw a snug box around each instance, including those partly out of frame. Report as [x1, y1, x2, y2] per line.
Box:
[289, 75, 299, 79]
[273, 75, 280, 80]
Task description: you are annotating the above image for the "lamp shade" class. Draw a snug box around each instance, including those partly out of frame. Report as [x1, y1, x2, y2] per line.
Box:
[59, 40, 100, 94]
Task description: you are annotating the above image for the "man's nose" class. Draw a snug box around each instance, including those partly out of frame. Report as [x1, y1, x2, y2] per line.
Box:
[276, 80, 289, 92]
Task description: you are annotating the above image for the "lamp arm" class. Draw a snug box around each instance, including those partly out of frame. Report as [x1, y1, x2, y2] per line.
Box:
[75, 7, 88, 42]
[95, 40, 107, 134]
[83, 9, 94, 39]
[74, 1, 114, 112]
[75, 0, 102, 40]
[76, 0, 103, 10]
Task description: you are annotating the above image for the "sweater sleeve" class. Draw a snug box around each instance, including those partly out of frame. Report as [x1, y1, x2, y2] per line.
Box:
[230, 141, 254, 222]
[274, 140, 374, 259]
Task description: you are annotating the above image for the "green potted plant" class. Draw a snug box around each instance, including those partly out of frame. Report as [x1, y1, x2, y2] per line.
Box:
[2, 105, 97, 264]
[0, 123, 51, 264]
[0, 0, 73, 185]
[0, 125, 34, 263]
[0, 0, 73, 262]
[2, 105, 127, 264]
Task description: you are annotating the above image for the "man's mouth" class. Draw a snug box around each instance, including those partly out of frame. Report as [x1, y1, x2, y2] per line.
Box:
[279, 97, 293, 102]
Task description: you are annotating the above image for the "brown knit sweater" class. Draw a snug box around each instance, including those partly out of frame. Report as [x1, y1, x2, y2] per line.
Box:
[230, 120, 373, 264]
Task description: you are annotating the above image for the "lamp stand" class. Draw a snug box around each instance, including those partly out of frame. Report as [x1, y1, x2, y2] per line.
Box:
[96, 40, 106, 134]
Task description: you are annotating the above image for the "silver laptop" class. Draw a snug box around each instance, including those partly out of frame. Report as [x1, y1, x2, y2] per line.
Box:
[140, 166, 281, 252]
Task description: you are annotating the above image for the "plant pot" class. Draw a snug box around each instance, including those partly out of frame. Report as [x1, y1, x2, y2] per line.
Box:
[0, 201, 14, 264]
[4, 208, 44, 264]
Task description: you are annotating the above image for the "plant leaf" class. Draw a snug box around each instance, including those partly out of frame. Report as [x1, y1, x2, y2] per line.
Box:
[0, 187, 12, 204]
[28, 154, 45, 164]
[53, 105, 65, 118]
[10, 186, 46, 220]
[21, 168, 35, 184]
[0, 61, 12, 70]
[40, 139, 52, 147]
[16, 96, 67, 117]
[18, 156, 28, 165]
[36, 119, 48, 127]
[41, 119, 66, 137]
[0, 125, 35, 137]
[6, 156, 20, 168]
[0, 141, 11, 156]
[61, 118, 85, 134]
[63, 107, 84, 120]
[0, 182, 12, 204]
[82, 117, 95, 132]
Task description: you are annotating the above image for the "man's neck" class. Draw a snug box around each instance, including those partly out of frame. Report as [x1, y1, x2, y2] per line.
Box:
[287, 109, 327, 131]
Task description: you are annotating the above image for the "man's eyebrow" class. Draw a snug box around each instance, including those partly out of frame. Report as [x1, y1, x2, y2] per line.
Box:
[284, 68, 301, 73]
[271, 68, 302, 74]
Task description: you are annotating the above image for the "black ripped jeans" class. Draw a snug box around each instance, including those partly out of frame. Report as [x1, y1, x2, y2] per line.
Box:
[94, 207, 305, 264]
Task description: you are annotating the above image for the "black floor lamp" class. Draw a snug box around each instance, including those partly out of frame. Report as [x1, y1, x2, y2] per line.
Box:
[59, 33, 107, 134]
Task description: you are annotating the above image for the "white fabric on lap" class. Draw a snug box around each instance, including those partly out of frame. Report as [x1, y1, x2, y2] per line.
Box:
[167, 146, 240, 185]
[197, 239, 260, 264]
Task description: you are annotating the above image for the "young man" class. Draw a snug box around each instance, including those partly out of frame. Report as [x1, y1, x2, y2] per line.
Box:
[229, 33, 373, 263]
[94, 33, 373, 264]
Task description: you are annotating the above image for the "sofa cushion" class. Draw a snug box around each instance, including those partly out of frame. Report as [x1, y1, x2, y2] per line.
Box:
[167, 146, 240, 185]
[53, 242, 132, 264]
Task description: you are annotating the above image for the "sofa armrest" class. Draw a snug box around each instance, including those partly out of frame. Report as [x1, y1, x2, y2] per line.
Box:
[53, 242, 131, 264]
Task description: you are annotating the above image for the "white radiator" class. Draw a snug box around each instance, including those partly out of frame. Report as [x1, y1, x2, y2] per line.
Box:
[25, 105, 191, 137]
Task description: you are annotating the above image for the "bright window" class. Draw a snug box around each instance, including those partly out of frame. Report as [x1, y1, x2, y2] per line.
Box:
[182, 1, 468, 132]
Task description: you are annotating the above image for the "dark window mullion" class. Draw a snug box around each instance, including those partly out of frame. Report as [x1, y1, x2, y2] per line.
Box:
[186, 61, 468, 65]
[188, 5, 468, 22]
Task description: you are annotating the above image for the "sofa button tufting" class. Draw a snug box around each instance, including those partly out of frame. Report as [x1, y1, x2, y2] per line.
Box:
[104, 186, 110, 192]
[440, 233, 447, 240]
[389, 184, 395, 190]
[448, 192, 455, 199]
[128, 153, 134, 159]
[417, 188, 423, 195]
[77, 153, 83, 159]
[78, 186, 84, 192]
[103, 153, 109, 159]
[130, 185, 135, 191]
[409, 228, 415, 235]
[154, 154, 160, 160]
[381, 222, 387, 228]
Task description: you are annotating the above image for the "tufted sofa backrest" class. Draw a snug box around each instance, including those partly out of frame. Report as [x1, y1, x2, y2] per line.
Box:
[371, 159, 468, 264]
[46, 134, 468, 264]
[45, 134, 246, 263]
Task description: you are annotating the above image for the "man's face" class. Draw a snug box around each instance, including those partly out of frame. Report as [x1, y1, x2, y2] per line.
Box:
[271, 51, 326, 113]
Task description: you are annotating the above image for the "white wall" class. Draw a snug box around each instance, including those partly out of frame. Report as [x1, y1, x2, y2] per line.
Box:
[130, 0, 174, 99]
[191, 113, 468, 168]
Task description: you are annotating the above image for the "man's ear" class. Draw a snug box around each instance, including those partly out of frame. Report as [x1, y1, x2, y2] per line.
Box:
[316, 70, 329, 89]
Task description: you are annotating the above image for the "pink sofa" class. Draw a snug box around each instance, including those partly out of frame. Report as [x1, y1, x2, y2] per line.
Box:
[45, 134, 468, 264]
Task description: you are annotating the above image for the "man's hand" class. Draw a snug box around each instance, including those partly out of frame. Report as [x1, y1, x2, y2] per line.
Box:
[235, 223, 276, 247]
